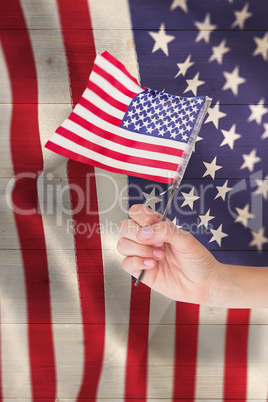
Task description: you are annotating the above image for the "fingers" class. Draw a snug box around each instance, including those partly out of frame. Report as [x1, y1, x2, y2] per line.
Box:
[136, 219, 197, 253]
[117, 237, 165, 260]
[122, 256, 157, 279]
[128, 204, 162, 227]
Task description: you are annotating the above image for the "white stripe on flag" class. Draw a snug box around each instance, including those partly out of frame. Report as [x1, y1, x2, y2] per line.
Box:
[20, 0, 84, 398]
[247, 310, 268, 399]
[83, 88, 125, 119]
[50, 134, 177, 180]
[90, 70, 135, 105]
[96, 53, 143, 93]
[195, 306, 227, 399]
[60, 118, 182, 165]
[0, 40, 32, 400]
[147, 291, 176, 400]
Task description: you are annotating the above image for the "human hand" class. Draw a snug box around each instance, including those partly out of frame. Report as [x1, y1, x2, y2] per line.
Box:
[117, 204, 222, 306]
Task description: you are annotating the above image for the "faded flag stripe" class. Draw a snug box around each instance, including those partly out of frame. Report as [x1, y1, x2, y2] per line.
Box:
[0, 0, 56, 399]
[125, 282, 151, 400]
[173, 302, 200, 399]
[19, 0, 85, 397]
[56, 0, 106, 399]
[0, 42, 32, 399]
[223, 309, 250, 400]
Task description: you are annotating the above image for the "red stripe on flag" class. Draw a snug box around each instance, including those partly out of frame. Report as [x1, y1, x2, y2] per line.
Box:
[54, 126, 179, 171]
[87, 80, 128, 113]
[68, 112, 184, 157]
[93, 63, 139, 99]
[101, 50, 142, 88]
[79, 96, 122, 126]
[223, 309, 250, 400]
[45, 141, 175, 184]
[56, 0, 106, 399]
[173, 302, 200, 400]
[0, 1, 56, 399]
[125, 283, 151, 400]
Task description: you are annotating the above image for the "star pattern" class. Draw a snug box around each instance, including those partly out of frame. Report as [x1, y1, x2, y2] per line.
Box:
[194, 13, 217, 44]
[204, 101, 227, 129]
[181, 187, 200, 209]
[129, 0, 268, 260]
[121, 88, 207, 142]
[203, 156, 223, 179]
[248, 98, 268, 125]
[220, 124, 242, 150]
[235, 203, 254, 228]
[149, 23, 175, 56]
[170, 0, 188, 13]
[253, 32, 268, 61]
[198, 209, 215, 229]
[209, 224, 229, 247]
[222, 66, 246, 96]
[184, 72, 205, 96]
[254, 175, 268, 200]
[231, 3, 253, 30]
[174, 54, 194, 78]
[261, 122, 268, 140]
[214, 180, 232, 201]
[142, 188, 162, 210]
[240, 148, 261, 172]
[209, 39, 230, 64]
[249, 227, 268, 252]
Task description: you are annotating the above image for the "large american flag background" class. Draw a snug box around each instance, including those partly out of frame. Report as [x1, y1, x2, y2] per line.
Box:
[0, 0, 268, 401]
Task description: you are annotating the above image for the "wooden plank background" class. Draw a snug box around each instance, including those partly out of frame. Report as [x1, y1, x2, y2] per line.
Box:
[0, 0, 268, 400]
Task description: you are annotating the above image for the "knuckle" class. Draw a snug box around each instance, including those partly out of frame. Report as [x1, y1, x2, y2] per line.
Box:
[116, 237, 125, 253]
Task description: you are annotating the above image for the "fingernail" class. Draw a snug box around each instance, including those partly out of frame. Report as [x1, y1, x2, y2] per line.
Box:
[153, 249, 164, 259]
[143, 258, 155, 267]
[138, 226, 154, 239]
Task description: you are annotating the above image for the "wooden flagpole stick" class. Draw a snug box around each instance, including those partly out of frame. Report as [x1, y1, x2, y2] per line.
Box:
[134, 185, 177, 287]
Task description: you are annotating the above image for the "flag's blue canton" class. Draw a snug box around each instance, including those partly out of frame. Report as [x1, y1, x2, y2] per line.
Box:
[120, 88, 206, 143]
[128, 0, 268, 266]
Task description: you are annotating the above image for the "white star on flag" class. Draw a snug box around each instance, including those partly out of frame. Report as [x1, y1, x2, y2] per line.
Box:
[220, 124, 242, 150]
[214, 180, 232, 201]
[198, 209, 215, 229]
[204, 101, 227, 129]
[209, 39, 231, 64]
[209, 224, 229, 247]
[203, 156, 223, 179]
[149, 23, 175, 56]
[240, 148, 261, 172]
[231, 3, 253, 30]
[194, 13, 217, 44]
[142, 188, 162, 210]
[181, 187, 200, 209]
[248, 98, 268, 125]
[235, 204, 254, 228]
[174, 54, 194, 78]
[249, 227, 268, 252]
[170, 0, 188, 13]
[253, 32, 268, 61]
[254, 175, 268, 200]
[184, 72, 205, 96]
[222, 66, 246, 96]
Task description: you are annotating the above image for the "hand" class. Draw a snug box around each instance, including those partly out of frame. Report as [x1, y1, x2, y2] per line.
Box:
[117, 204, 221, 306]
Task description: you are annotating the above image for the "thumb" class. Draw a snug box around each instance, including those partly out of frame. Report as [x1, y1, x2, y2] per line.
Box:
[137, 220, 196, 252]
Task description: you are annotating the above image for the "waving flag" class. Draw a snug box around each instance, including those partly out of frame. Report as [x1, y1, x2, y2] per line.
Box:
[46, 51, 211, 184]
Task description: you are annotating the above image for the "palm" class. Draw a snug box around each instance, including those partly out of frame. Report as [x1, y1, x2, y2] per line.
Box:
[144, 240, 216, 305]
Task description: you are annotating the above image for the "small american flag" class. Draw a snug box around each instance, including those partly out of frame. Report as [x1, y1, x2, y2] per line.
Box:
[45, 51, 211, 184]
